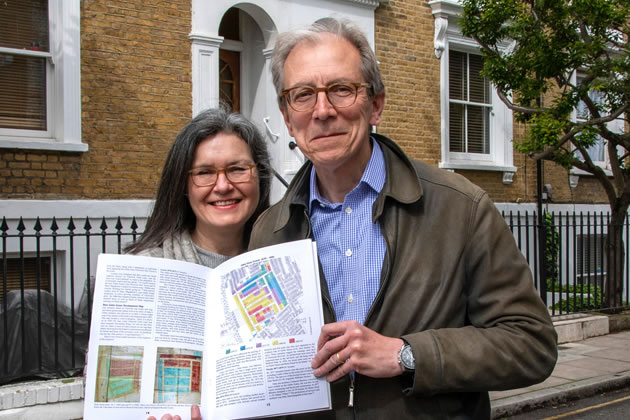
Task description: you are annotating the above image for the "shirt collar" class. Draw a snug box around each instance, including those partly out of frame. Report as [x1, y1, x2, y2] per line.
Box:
[309, 137, 386, 212]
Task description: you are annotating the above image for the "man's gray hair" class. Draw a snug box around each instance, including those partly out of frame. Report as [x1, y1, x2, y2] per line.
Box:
[271, 17, 385, 109]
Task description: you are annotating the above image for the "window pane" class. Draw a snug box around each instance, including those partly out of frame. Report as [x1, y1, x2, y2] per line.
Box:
[576, 234, 607, 288]
[576, 99, 589, 120]
[577, 73, 607, 163]
[576, 88, 603, 120]
[467, 105, 490, 154]
[586, 135, 606, 162]
[0, 257, 51, 301]
[449, 103, 464, 152]
[469, 54, 489, 104]
[449, 50, 491, 155]
[0, 0, 49, 51]
[0, 53, 47, 130]
[449, 51, 466, 101]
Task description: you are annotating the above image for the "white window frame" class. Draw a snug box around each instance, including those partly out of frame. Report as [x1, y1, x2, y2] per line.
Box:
[448, 49, 493, 156]
[0, 0, 86, 152]
[430, 0, 516, 184]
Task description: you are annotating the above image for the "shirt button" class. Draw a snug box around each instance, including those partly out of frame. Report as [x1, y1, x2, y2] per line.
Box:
[345, 249, 352, 257]
[319, 202, 325, 208]
[345, 207, 352, 214]
[348, 294, 354, 303]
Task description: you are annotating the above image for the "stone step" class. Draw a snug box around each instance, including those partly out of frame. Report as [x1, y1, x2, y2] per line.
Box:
[552, 313, 609, 344]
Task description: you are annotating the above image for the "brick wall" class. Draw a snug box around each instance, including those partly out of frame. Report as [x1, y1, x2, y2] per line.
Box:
[0, 151, 83, 196]
[375, 1, 441, 168]
[1, 0, 610, 205]
[374, 0, 608, 205]
[0, 0, 192, 199]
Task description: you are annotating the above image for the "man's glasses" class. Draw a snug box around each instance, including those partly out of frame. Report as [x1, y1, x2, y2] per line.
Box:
[281, 82, 372, 112]
[189, 164, 256, 187]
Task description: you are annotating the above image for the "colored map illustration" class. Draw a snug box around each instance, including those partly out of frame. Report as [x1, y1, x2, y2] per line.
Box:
[219, 256, 308, 346]
[154, 347, 202, 404]
[94, 345, 143, 402]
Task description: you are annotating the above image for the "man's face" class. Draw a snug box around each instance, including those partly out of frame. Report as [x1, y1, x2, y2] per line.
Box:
[280, 35, 385, 173]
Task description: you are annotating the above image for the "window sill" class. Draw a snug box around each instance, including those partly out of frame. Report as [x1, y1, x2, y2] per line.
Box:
[439, 161, 517, 184]
[568, 166, 612, 188]
[570, 167, 612, 177]
[0, 139, 88, 152]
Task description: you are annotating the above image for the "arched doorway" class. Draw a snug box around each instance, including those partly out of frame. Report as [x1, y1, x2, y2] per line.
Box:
[218, 7, 240, 112]
[216, 6, 304, 202]
[219, 50, 240, 112]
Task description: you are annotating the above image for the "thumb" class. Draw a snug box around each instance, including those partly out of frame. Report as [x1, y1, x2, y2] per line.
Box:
[192, 404, 202, 420]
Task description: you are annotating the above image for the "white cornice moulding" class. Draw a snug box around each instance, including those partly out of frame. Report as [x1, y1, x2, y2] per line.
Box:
[334, 0, 382, 8]
[502, 172, 515, 185]
[433, 16, 448, 59]
[429, 1, 464, 59]
[189, 33, 224, 47]
[428, 0, 463, 18]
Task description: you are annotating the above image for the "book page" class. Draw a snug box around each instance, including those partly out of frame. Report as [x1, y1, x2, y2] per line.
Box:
[83, 254, 211, 420]
[202, 239, 331, 419]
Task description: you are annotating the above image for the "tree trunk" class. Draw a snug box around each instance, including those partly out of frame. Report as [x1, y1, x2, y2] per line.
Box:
[606, 208, 627, 313]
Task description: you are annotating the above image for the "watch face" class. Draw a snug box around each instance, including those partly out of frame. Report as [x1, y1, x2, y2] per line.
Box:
[401, 346, 415, 370]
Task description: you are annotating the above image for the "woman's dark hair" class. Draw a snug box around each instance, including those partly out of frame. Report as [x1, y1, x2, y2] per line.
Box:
[126, 107, 272, 254]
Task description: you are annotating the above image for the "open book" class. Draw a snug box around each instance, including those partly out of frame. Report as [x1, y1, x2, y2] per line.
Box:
[83, 239, 331, 420]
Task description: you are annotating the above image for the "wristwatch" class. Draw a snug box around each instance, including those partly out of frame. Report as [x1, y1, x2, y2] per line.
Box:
[397, 343, 415, 373]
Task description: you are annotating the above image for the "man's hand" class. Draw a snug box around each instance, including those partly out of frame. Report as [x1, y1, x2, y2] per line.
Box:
[147, 405, 201, 420]
[311, 320, 405, 382]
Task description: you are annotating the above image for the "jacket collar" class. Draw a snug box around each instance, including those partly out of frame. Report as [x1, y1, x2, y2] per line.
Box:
[272, 133, 424, 232]
[371, 133, 423, 220]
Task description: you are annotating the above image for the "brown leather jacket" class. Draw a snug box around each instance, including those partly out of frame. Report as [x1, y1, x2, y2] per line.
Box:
[249, 134, 557, 419]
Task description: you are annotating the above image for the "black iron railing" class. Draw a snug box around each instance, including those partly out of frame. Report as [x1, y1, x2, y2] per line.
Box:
[1, 216, 141, 385]
[1, 211, 629, 384]
[502, 210, 630, 315]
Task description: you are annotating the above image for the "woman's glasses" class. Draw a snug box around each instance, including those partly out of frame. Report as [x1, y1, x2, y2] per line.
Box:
[189, 164, 256, 187]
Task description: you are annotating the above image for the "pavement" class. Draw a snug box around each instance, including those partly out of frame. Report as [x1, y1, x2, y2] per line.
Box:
[490, 328, 630, 419]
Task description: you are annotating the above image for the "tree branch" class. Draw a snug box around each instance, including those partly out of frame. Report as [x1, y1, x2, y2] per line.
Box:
[530, 103, 629, 162]
[529, 135, 574, 160]
[496, 89, 544, 114]
[572, 143, 618, 202]
[608, 136, 626, 193]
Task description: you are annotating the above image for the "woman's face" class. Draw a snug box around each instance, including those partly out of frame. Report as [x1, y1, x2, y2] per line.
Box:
[187, 132, 260, 240]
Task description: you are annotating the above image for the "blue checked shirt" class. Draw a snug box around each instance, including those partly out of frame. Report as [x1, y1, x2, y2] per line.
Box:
[309, 139, 386, 324]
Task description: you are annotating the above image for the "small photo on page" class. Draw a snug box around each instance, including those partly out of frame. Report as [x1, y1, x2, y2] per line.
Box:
[154, 347, 203, 404]
[94, 345, 144, 402]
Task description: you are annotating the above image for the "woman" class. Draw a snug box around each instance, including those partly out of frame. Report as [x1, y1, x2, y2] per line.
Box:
[135, 108, 271, 420]
[126, 107, 272, 266]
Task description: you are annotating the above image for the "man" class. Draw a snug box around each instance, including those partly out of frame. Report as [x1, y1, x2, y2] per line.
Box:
[248, 17, 557, 419]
